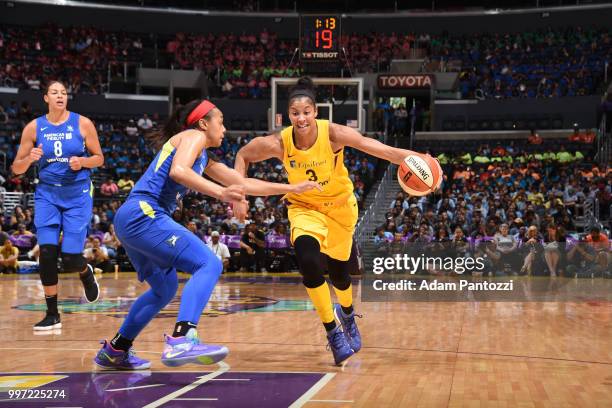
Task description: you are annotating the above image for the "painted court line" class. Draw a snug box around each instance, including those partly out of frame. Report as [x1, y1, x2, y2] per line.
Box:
[174, 398, 218, 401]
[142, 361, 230, 408]
[106, 383, 165, 392]
[288, 372, 336, 408]
[0, 347, 160, 355]
[309, 400, 354, 403]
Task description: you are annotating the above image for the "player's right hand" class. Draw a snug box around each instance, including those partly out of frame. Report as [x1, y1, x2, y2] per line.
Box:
[29, 144, 43, 162]
[232, 199, 249, 222]
[292, 181, 322, 193]
[221, 184, 246, 203]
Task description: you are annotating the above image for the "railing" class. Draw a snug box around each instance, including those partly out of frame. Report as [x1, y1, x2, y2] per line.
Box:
[573, 198, 599, 232]
[595, 112, 609, 165]
[24, 193, 34, 209]
[355, 165, 395, 249]
[1, 192, 24, 216]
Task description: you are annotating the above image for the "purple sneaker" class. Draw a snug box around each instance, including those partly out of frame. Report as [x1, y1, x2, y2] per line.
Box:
[334, 304, 362, 352]
[94, 340, 151, 370]
[161, 328, 229, 367]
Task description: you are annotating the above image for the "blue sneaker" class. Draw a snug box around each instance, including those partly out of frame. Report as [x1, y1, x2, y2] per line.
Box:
[334, 304, 362, 352]
[326, 326, 354, 366]
[94, 340, 151, 370]
[161, 328, 228, 367]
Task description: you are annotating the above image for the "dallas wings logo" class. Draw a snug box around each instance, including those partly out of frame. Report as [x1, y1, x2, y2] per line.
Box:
[166, 235, 180, 247]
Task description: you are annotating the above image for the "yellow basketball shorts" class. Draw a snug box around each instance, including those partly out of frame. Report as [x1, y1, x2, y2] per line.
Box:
[288, 194, 358, 261]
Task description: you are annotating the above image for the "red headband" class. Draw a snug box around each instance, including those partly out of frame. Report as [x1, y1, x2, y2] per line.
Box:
[186, 100, 216, 127]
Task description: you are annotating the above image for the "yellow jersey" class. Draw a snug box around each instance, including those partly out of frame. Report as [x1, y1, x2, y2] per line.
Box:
[281, 119, 353, 209]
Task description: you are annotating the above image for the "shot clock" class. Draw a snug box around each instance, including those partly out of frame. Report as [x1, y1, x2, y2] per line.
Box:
[299, 15, 341, 62]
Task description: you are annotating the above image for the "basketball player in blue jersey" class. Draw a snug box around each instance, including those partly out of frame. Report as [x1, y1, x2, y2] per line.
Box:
[12, 81, 103, 331]
[94, 99, 319, 370]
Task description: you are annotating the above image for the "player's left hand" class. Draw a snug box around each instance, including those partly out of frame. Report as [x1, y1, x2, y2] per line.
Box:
[292, 181, 322, 193]
[69, 156, 83, 171]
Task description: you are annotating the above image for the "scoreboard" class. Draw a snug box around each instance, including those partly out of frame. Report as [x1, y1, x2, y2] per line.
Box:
[299, 15, 341, 62]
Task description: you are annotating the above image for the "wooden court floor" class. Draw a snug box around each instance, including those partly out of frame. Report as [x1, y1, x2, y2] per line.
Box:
[0, 272, 610, 407]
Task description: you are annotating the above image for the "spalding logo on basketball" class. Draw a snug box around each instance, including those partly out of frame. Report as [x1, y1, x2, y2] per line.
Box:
[397, 154, 442, 196]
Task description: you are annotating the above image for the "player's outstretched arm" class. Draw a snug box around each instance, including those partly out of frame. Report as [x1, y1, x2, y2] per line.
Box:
[206, 161, 321, 197]
[329, 122, 422, 165]
[234, 134, 284, 177]
[11, 120, 39, 175]
[169, 130, 245, 203]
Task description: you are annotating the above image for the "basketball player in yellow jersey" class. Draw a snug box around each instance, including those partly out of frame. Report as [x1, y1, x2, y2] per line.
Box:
[235, 77, 440, 365]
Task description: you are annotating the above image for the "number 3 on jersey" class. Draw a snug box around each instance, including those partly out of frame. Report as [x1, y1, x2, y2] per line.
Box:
[306, 169, 318, 182]
[54, 141, 62, 157]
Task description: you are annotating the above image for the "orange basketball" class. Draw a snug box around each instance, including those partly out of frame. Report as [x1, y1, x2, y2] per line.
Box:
[397, 154, 442, 196]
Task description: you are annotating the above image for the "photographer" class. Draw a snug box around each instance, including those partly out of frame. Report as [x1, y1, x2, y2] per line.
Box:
[83, 237, 112, 273]
[566, 237, 609, 278]
[240, 222, 266, 272]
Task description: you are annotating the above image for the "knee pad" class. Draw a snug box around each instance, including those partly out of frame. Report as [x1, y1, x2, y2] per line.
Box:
[327, 258, 352, 290]
[61, 252, 87, 273]
[294, 235, 325, 288]
[39, 244, 59, 286]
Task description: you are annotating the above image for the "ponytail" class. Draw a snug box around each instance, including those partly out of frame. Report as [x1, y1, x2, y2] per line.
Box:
[145, 99, 214, 150]
[289, 76, 316, 105]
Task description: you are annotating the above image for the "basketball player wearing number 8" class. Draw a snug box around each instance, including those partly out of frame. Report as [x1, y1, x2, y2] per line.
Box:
[11, 81, 104, 331]
[235, 77, 443, 365]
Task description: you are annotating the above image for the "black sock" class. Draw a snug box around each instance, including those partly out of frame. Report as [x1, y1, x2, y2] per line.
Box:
[173, 321, 197, 337]
[110, 333, 133, 352]
[45, 295, 58, 316]
[323, 321, 337, 332]
[341, 305, 354, 315]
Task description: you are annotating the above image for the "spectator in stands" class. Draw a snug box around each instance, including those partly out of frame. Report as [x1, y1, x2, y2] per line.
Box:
[519, 225, 546, 276]
[117, 175, 134, 193]
[8, 205, 26, 231]
[266, 223, 291, 272]
[103, 224, 121, 259]
[137, 113, 153, 131]
[374, 226, 393, 245]
[493, 223, 518, 273]
[100, 177, 119, 197]
[186, 220, 205, 241]
[392, 104, 408, 138]
[125, 120, 138, 137]
[566, 236, 607, 278]
[240, 222, 266, 272]
[451, 226, 470, 259]
[84, 236, 112, 273]
[388, 232, 407, 261]
[584, 226, 609, 251]
[0, 238, 19, 274]
[10, 223, 36, 254]
[543, 225, 567, 277]
[207, 231, 230, 272]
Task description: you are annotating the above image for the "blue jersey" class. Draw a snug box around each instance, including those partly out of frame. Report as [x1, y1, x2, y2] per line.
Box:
[129, 140, 210, 215]
[35, 111, 90, 185]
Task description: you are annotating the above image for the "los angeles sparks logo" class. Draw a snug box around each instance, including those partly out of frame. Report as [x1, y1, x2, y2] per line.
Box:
[14, 295, 314, 317]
